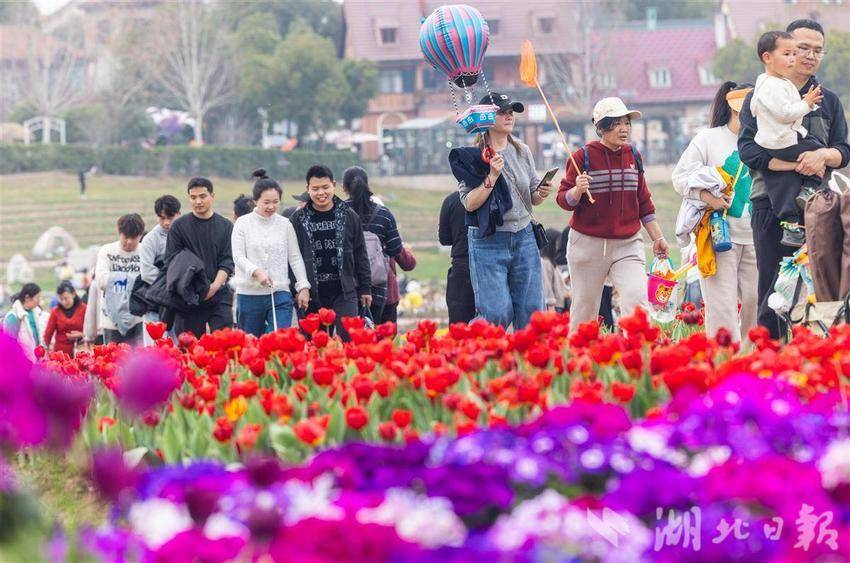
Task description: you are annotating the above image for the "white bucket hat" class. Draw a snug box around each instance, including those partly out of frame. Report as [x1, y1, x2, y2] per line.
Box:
[592, 97, 641, 124]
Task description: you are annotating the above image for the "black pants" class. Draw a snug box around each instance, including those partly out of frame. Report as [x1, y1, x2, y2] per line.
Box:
[765, 137, 824, 222]
[300, 292, 359, 342]
[103, 323, 143, 346]
[380, 302, 398, 324]
[446, 259, 475, 324]
[599, 285, 615, 330]
[752, 199, 795, 339]
[369, 284, 387, 325]
[173, 301, 233, 338]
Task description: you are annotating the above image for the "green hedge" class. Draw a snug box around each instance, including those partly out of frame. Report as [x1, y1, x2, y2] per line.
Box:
[0, 144, 360, 179]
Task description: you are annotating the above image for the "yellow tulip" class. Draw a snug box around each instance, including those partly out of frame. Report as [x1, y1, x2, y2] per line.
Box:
[225, 396, 248, 422]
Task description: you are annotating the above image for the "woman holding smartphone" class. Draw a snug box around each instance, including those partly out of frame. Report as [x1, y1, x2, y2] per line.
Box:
[449, 92, 554, 329]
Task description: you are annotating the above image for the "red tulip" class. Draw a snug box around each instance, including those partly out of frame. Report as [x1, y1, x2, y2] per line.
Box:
[146, 322, 167, 341]
[300, 314, 321, 335]
[98, 416, 116, 432]
[312, 331, 330, 349]
[312, 366, 334, 386]
[345, 406, 369, 430]
[212, 416, 233, 442]
[142, 411, 161, 426]
[378, 421, 396, 441]
[318, 308, 336, 327]
[293, 419, 324, 446]
[611, 382, 636, 403]
[177, 332, 197, 350]
[237, 423, 262, 450]
[248, 358, 266, 377]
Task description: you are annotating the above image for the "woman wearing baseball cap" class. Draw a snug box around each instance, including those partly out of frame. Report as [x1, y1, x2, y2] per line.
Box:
[672, 82, 757, 345]
[449, 92, 554, 329]
[556, 97, 668, 330]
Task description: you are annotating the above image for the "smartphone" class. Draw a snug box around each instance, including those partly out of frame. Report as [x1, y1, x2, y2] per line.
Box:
[536, 167, 559, 190]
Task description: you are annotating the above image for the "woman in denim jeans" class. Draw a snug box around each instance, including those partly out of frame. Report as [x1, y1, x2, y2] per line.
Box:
[231, 169, 311, 336]
[453, 93, 554, 329]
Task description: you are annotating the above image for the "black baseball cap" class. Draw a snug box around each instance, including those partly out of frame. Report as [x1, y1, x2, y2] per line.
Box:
[292, 191, 310, 203]
[479, 92, 524, 113]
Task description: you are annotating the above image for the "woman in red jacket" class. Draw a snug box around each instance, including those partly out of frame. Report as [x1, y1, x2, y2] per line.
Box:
[44, 281, 86, 357]
[557, 97, 669, 330]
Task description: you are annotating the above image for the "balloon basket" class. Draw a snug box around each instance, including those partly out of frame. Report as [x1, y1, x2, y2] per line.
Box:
[457, 104, 498, 134]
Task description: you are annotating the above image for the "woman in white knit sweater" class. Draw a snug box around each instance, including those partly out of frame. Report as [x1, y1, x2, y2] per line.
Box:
[231, 169, 310, 336]
[672, 82, 757, 345]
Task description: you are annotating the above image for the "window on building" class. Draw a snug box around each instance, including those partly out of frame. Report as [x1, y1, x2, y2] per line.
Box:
[698, 65, 719, 86]
[380, 27, 397, 45]
[488, 19, 500, 34]
[596, 71, 616, 90]
[378, 69, 415, 94]
[97, 19, 111, 44]
[538, 16, 555, 34]
[649, 68, 672, 88]
[422, 67, 444, 91]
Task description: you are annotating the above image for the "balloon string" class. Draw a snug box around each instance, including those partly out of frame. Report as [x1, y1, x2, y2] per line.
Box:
[481, 72, 495, 106]
[448, 81, 459, 116]
[534, 79, 594, 204]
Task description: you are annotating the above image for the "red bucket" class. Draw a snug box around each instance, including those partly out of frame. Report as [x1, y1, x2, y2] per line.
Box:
[647, 258, 677, 307]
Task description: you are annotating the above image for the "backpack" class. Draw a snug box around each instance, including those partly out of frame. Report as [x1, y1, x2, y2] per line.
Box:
[363, 209, 390, 286]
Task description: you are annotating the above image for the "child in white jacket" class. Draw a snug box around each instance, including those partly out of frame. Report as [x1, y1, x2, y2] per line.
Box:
[750, 30, 823, 247]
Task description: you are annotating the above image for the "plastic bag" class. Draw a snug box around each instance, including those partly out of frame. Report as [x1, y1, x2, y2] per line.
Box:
[768, 247, 815, 314]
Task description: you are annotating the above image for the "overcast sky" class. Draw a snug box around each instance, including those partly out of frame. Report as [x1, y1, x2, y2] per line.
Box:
[32, 0, 71, 15]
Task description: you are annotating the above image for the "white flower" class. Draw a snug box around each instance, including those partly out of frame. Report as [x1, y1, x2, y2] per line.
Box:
[488, 491, 652, 562]
[204, 513, 249, 540]
[356, 488, 467, 548]
[819, 438, 850, 489]
[128, 498, 192, 549]
[687, 446, 731, 477]
[281, 474, 344, 525]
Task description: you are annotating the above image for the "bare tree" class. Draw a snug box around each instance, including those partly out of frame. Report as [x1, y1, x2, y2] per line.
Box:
[144, 0, 235, 145]
[541, 0, 620, 118]
[13, 29, 91, 142]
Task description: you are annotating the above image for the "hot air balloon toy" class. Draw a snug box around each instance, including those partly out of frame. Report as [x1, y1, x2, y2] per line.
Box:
[420, 4, 497, 135]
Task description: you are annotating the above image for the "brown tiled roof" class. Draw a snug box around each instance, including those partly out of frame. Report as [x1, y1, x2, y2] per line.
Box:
[343, 0, 582, 62]
[723, 0, 850, 41]
[593, 23, 719, 105]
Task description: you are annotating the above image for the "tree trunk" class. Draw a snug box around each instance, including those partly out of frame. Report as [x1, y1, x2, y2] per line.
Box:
[194, 111, 204, 145]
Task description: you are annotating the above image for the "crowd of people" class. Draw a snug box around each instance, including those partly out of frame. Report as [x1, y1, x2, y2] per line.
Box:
[3, 19, 848, 358]
[441, 19, 847, 344]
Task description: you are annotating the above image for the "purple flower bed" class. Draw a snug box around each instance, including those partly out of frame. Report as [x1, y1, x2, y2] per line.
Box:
[81, 374, 850, 562]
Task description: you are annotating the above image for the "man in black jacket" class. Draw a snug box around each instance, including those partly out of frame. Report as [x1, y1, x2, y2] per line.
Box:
[438, 191, 475, 324]
[290, 165, 371, 341]
[738, 19, 850, 340]
[164, 177, 235, 337]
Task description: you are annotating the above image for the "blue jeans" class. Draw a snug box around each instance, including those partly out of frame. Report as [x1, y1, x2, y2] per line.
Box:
[236, 291, 293, 337]
[468, 223, 544, 329]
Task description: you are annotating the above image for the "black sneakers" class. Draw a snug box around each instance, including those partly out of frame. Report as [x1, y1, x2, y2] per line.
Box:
[780, 223, 805, 248]
[796, 185, 817, 210]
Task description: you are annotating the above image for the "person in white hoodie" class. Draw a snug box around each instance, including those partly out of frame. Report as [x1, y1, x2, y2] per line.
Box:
[94, 214, 144, 345]
[672, 83, 757, 345]
[139, 195, 181, 345]
[231, 169, 310, 336]
[3, 283, 46, 360]
[750, 30, 824, 247]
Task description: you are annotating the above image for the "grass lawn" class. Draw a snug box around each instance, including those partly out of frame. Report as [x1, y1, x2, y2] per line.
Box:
[1, 171, 682, 292]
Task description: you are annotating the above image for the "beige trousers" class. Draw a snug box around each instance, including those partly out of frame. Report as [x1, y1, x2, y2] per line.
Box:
[567, 230, 647, 330]
[699, 242, 758, 343]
